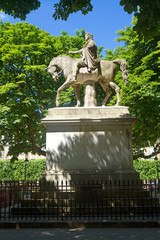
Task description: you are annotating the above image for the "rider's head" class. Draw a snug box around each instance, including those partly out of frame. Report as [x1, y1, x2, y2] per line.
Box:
[85, 32, 93, 41]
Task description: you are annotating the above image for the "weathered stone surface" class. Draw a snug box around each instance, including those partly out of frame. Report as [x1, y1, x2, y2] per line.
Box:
[47, 33, 128, 107]
[43, 106, 132, 120]
[41, 106, 138, 182]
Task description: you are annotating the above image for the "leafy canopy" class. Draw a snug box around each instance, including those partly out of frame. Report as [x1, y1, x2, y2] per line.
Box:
[0, 21, 84, 159]
[120, 0, 160, 40]
[104, 18, 160, 159]
[0, 20, 159, 160]
[0, 0, 40, 20]
[0, 0, 92, 21]
[0, 1, 159, 40]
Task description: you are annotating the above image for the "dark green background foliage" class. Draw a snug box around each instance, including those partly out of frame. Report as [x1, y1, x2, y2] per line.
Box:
[0, 159, 159, 181]
[120, 0, 160, 40]
[0, 0, 40, 20]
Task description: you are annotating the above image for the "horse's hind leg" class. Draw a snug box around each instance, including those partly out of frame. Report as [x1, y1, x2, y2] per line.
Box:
[99, 81, 111, 106]
[109, 82, 121, 106]
[102, 88, 112, 106]
[73, 84, 81, 107]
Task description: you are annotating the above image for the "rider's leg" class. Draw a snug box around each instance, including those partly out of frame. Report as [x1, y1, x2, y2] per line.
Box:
[72, 61, 81, 81]
[73, 60, 86, 81]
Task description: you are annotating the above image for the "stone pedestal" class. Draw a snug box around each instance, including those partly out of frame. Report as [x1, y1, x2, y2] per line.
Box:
[84, 81, 97, 107]
[41, 106, 139, 182]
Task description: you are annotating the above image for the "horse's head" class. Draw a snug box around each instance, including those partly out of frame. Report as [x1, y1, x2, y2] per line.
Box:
[46, 65, 59, 81]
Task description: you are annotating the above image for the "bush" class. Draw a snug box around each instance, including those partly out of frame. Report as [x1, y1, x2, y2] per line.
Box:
[0, 158, 159, 181]
[0, 159, 46, 181]
[133, 159, 160, 180]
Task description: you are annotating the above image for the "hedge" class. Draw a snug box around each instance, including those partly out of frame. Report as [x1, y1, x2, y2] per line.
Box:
[0, 159, 159, 181]
[0, 159, 46, 181]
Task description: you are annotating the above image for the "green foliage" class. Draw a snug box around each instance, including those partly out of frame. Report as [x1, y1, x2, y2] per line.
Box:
[133, 159, 160, 180]
[0, 0, 93, 21]
[0, 159, 46, 181]
[0, 21, 84, 158]
[53, 0, 92, 20]
[104, 22, 160, 157]
[1, 1, 159, 41]
[53, 0, 160, 41]
[0, 20, 159, 160]
[75, 29, 85, 40]
[120, 0, 160, 40]
[0, 159, 159, 181]
[0, 0, 40, 20]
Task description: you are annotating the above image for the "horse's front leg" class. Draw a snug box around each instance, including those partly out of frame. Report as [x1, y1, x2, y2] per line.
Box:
[109, 82, 121, 106]
[56, 95, 60, 107]
[73, 84, 81, 107]
[56, 82, 70, 107]
[56, 78, 76, 107]
[56, 90, 61, 107]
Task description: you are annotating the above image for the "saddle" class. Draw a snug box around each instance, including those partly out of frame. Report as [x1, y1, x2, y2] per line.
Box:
[78, 67, 100, 82]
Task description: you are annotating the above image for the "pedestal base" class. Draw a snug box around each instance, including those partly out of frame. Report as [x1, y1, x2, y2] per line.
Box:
[40, 169, 139, 183]
[41, 106, 138, 183]
[40, 107, 140, 206]
[84, 80, 97, 107]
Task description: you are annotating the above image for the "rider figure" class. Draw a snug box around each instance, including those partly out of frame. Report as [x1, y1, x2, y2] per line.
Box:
[68, 32, 100, 81]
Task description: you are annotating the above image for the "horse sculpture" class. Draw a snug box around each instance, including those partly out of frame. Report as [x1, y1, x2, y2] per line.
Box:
[47, 55, 128, 107]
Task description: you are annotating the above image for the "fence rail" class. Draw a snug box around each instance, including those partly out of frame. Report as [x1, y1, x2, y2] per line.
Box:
[0, 180, 160, 221]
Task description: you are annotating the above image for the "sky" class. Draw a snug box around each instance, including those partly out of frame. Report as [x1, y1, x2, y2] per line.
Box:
[0, 0, 134, 52]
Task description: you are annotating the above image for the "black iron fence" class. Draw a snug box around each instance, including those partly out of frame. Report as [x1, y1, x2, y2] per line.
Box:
[0, 180, 160, 221]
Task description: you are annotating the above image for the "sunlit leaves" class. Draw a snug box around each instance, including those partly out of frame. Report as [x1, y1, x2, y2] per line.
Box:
[104, 23, 160, 157]
[120, 0, 160, 40]
[0, 22, 84, 159]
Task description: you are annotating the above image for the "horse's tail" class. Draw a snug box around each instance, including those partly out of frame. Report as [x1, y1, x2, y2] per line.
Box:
[112, 59, 128, 85]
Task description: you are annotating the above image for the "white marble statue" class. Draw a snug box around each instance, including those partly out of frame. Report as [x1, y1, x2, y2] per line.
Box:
[47, 32, 128, 107]
[68, 32, 100, 81]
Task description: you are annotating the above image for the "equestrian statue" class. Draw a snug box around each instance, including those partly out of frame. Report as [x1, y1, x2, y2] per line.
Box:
[47, 32, 128, 107]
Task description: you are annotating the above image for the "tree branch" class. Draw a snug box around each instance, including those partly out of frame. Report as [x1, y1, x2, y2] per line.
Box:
[133, 142, 160, 160]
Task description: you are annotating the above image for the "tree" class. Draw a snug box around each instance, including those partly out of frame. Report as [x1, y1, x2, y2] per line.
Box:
[52, 0, 92, 20]
[0, 0, 92, 21]
[103, 19, 160, 159]
[0, 22, 84, 159]
[120, 0, 160, 40]
[0, 0, 41, 20]
[1, 1, 159, 40]
[0, 21, 159, 161]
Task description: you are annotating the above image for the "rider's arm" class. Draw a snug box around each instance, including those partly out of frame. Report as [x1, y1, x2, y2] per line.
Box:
[68, 49, 82, 54]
